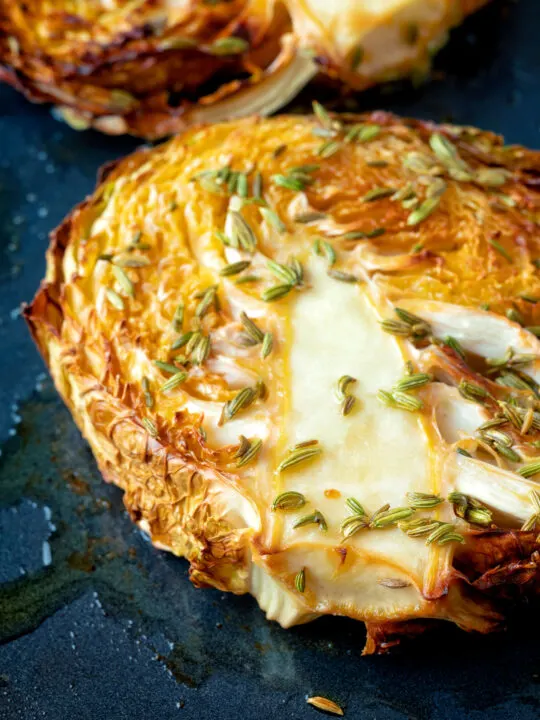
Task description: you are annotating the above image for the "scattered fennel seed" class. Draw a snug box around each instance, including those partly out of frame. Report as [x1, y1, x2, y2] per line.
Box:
[112, 265, 134, 297]
[370, 503, 390, 523]
[154, 360, 183, 375]
[362, 187, 394, 202]
[220, 386, 257, 424]
[496, 371, 534, 391]
[393, 373, 432, 392]
[227, 210, 257, 251]
[377, 389, 423, 412]
[407, 196, 440, 226]
[317, 140, 342, 158]
[293, 510, 328, 532]
[220, 260, 251, 277]
[370, 507, 414, 528]
[521, 514, 539, 531]
[235, 438, 262, 468]
[327, 269, 357, 283]
[341, 396, 356, 415]
[521, 407, 534, 434]
[171, 331, 193, 351]
[448, 491, 493, 527]
[517, 460, 540, 478]
[477, 417, 507, 432]
[142, 377, 153, 409]
[271, 491, 306, 511]
[260, 207, 286, 233]
[341, 514, 369, 538]
[267, 259, 299, 285]
[346, 497, 365, 515]
[261, 332, 273, 359]
[314, 239, 336, 266]
[195, 286, 217, 318]
[458, 380, 489, 403]
[191, 335, 210, 365]
[160, 372, 188, 393]
[491, 442, 521, 463]
[113, 255, 150, 268]
[236, 172, 248, 198]
[306, 697, 343, 717]
[341, 228, 385, 240]
[295, 212, 327, 223]
[277, 444, 322, 472]
[261, 284, 293, 302]
[406, 492, 443, 509]
[234, 435, 250, 459]
[395, 307, 430, 328]
[207, 37, 249, 55]
[142, 418, 158, 438]
[488, 238, 513, 263]
[312, 101, 332, 128]
[295, 568, 306, 593]
[444, 335, 466, 360]
[337, 375, 357, 399]
[345, 124, 380, 143]
[398, 517, 440, 537]
[429, 133, 460, 165]
[425, 523, 460, 545]
[172, 302, 184, 332]
[252, 172, 262, 198]
[105, 288, 124, 310]
[381, 307, 431, 339]
[480, 429, 513, 448]
[272, 175, 305, 192]
[240, 311, 264, 343]
[312, 126, 338, 139]
[437, 532, 466, 546]
[506, 307, 524, 325]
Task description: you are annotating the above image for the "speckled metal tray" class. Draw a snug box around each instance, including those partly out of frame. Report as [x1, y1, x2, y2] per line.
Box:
[1, 2, 540, 718]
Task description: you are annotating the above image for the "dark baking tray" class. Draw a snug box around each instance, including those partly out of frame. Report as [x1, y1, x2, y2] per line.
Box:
[1, 2, 539, 718]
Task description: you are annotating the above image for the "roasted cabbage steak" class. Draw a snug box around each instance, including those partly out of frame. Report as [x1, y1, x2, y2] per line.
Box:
[1, 0, 489, 138]
[25, 111, 540, 653]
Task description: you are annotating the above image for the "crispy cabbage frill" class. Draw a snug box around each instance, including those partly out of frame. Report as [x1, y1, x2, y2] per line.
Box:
[25, 111, 540, 653]
[2, 0, 488, 138]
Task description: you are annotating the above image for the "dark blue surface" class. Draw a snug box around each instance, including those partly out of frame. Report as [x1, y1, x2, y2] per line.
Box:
[1, 1, 540, 718]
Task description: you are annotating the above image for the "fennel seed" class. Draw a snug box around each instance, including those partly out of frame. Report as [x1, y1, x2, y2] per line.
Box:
[235, 438, 262, 468]
[261, 284, 293, 302]
[271, 491, 306, 511]
[370, 507, 414, 528]
[306, 697, 343, 717]
[277, 444, 322, 472]
[295, 568, 306, 593]
[240, 312, 264, 343]
[160, 372, 188, 393]
[293, 510, 328, 532]
[172, 302, 184, 332]
[220, 260, 251, 277]
[406, 492, 443, 509]
[261, 332, 273, 359]
[105, 288, 124, 310]
[142, 418, 158, 438]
